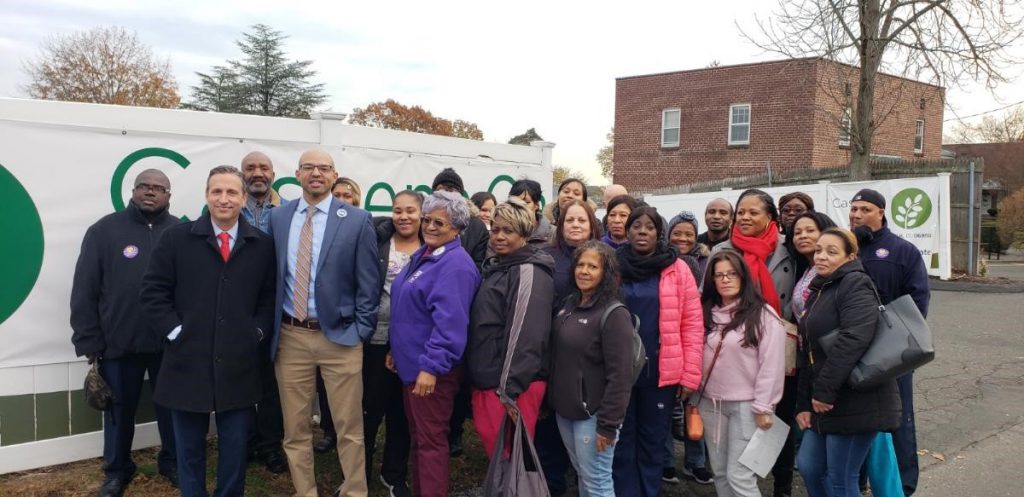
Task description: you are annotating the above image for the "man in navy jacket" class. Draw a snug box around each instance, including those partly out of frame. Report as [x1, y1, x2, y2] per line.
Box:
[850, 188, 930, 496]
[71, 169, 180, 497]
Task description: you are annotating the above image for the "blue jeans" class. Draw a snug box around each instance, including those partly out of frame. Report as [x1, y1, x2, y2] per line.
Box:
[798, 430, 876, 497]
[99, 353, 176, 480]
[172, 407, 254, 497]
[613, 385, 675, 497]
[557, 414, 616, 497]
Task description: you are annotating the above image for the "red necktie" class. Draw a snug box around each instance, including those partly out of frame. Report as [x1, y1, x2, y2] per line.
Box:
[218, 232, 231, 262]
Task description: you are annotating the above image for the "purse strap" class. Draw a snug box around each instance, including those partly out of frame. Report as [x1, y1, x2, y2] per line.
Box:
[692, 334, 725, 404]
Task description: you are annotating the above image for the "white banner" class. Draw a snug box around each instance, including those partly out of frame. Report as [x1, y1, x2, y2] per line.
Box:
[644, 176, 950, 280]
[0, 108, 550, 369]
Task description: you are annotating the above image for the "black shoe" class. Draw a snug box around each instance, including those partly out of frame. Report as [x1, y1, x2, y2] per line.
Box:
[380, 475, 412, 497]
[449, 437, 463, 458]
[314, 435, 337, 454]
[262, 451, 288, 474]
[661, 467, 680, 484]
[158, 466, 179, 487]
[682, 465, 714, 485]
[98, 476, 130, 497]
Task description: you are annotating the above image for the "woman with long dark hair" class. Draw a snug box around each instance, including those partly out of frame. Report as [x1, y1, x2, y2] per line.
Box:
[470, 191, 496, 230]
[796, 228, 901, 497]
[538, 199, 602, 495]
[772, 210, 837, 497]
[698, 250, 786, 497]
[612, 206, 704, 497]
[509, 178, 555, 242]
[549, 241, 635, 497]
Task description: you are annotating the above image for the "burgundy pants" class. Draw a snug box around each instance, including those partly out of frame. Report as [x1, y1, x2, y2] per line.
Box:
[403, 367, 463, 497]
[471, 380, 547, 458]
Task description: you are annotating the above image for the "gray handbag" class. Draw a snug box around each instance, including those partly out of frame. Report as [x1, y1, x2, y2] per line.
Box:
[483, 414, 550, 497]
[819, 292, 935, 391]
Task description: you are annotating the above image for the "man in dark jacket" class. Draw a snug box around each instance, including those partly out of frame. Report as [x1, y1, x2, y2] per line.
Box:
[141, 166, 276, 497]
[71, 169, 180, 497]
[239, 151, 287, 474]
[430, 167, 490, 456]
[849, 188, 930, 496]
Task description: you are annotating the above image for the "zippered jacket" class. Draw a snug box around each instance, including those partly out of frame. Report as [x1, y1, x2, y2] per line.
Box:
[467, 244, 555, 401]
[797, 259, 901, 434]
[71, 201, 181, 359]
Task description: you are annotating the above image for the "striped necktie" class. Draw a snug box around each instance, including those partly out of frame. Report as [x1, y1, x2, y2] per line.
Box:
[292, 207, 316, 321]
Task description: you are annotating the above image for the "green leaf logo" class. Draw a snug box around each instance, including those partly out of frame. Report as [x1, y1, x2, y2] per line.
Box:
[891, 188, 932, 229]
[0, 164, 44, 325]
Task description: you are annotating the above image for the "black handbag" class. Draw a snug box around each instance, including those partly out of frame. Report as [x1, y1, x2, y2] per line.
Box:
[819, 292, 935, 391]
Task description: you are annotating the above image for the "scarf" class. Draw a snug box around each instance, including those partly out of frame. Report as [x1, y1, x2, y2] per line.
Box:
[729, 221, 782, 314]
[617, 240, 679, 282]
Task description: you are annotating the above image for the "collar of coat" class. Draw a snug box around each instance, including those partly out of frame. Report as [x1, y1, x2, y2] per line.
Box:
[189, 212, 261, 256]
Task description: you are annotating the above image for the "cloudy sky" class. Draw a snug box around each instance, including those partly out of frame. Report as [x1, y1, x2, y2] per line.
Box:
[2, 0, 1022, 184]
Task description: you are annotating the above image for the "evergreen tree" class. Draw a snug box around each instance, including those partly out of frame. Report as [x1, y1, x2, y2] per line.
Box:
[185, 24, 327, 118]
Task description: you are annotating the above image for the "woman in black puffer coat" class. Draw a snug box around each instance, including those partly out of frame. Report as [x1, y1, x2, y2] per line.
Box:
[795, 227, 901, 497]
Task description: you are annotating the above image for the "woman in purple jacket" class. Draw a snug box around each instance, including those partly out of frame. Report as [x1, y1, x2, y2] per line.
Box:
[388, 191, 481, 497]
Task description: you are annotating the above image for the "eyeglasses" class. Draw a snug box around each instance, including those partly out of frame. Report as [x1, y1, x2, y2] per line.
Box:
[134, 184, 169, 194]
[713, 270, 740, 281]
[421, 216, 451, 230]
[781, 206, 807, 215]
[298, 163, 335, 174]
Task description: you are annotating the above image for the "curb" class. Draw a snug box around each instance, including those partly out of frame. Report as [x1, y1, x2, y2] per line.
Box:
[930, 279, 1024, 294]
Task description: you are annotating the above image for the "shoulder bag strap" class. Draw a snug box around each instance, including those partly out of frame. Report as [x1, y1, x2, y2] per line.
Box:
[693, 334, 725, 404]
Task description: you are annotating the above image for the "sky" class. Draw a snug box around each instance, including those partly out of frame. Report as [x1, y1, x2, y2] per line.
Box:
[2, 0, 1023, 185]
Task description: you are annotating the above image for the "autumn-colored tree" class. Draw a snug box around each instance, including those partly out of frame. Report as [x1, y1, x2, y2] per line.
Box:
[23, 26, 180, 108]
[509, 128, 544, 145]
[947, 106, 1024, 144]
[349, 99, 484, 140]
[185, 24, 327, 118]
[596, 128, 614, 179]
[996, 189, 1024, 250]
[552, 166, 590, 187]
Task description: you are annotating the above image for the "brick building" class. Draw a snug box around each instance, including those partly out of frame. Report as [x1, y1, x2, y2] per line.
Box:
[614, 58, 945, 193]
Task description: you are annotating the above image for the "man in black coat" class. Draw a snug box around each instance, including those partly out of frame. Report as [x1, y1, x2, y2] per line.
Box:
[71, 169, 180, 497]
[141, 166, 276, 497]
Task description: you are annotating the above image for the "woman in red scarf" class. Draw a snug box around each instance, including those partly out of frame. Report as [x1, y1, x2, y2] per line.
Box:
[710, 189, 796, 322]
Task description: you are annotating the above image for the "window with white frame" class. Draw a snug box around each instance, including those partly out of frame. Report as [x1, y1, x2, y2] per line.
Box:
[914, 120, 925, 154]
[728, 104, 751, 145]
[839, 107, 852, 146]
[662, 108, 680, 147]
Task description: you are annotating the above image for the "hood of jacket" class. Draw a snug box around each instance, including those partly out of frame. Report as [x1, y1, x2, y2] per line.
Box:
[483, 242, 555, 278]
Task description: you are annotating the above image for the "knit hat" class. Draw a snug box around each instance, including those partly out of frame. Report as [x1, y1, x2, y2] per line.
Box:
[431, 168, 465, 194]
[851, 188, 886, 209]
[668, 210, 700, 236]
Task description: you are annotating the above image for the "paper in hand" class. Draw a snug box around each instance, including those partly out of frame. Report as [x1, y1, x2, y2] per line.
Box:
[738, 414, 791, 478]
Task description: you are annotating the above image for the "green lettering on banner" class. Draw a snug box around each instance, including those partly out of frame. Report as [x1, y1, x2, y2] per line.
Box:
[366, 182, 397, 213]
[111, 148, 190, 212]
[0, 164, 44, 325]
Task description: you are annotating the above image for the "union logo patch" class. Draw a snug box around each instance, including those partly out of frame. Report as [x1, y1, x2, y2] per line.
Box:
[123, 245, 140, 259]
[875, 248, 890, 259]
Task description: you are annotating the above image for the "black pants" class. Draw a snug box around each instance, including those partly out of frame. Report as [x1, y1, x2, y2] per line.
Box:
[448, 375, 472, 444]
[771, 374, 799, 494]
[99, 353, 176, 479]
[317, 367, 336, 439]
[362, 344, 410, 484]
[248, 343, 283, 458]
[535, 411, 571, 494]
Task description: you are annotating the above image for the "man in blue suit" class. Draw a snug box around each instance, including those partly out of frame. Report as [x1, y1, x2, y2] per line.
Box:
[268, 148, 381, 497]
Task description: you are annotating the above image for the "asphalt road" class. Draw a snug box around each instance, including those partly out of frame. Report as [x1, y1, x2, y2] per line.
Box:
[660, 289, 1024, 497]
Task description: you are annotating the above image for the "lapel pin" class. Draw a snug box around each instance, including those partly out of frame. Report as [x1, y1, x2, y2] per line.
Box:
[337, 209, 347, 218]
